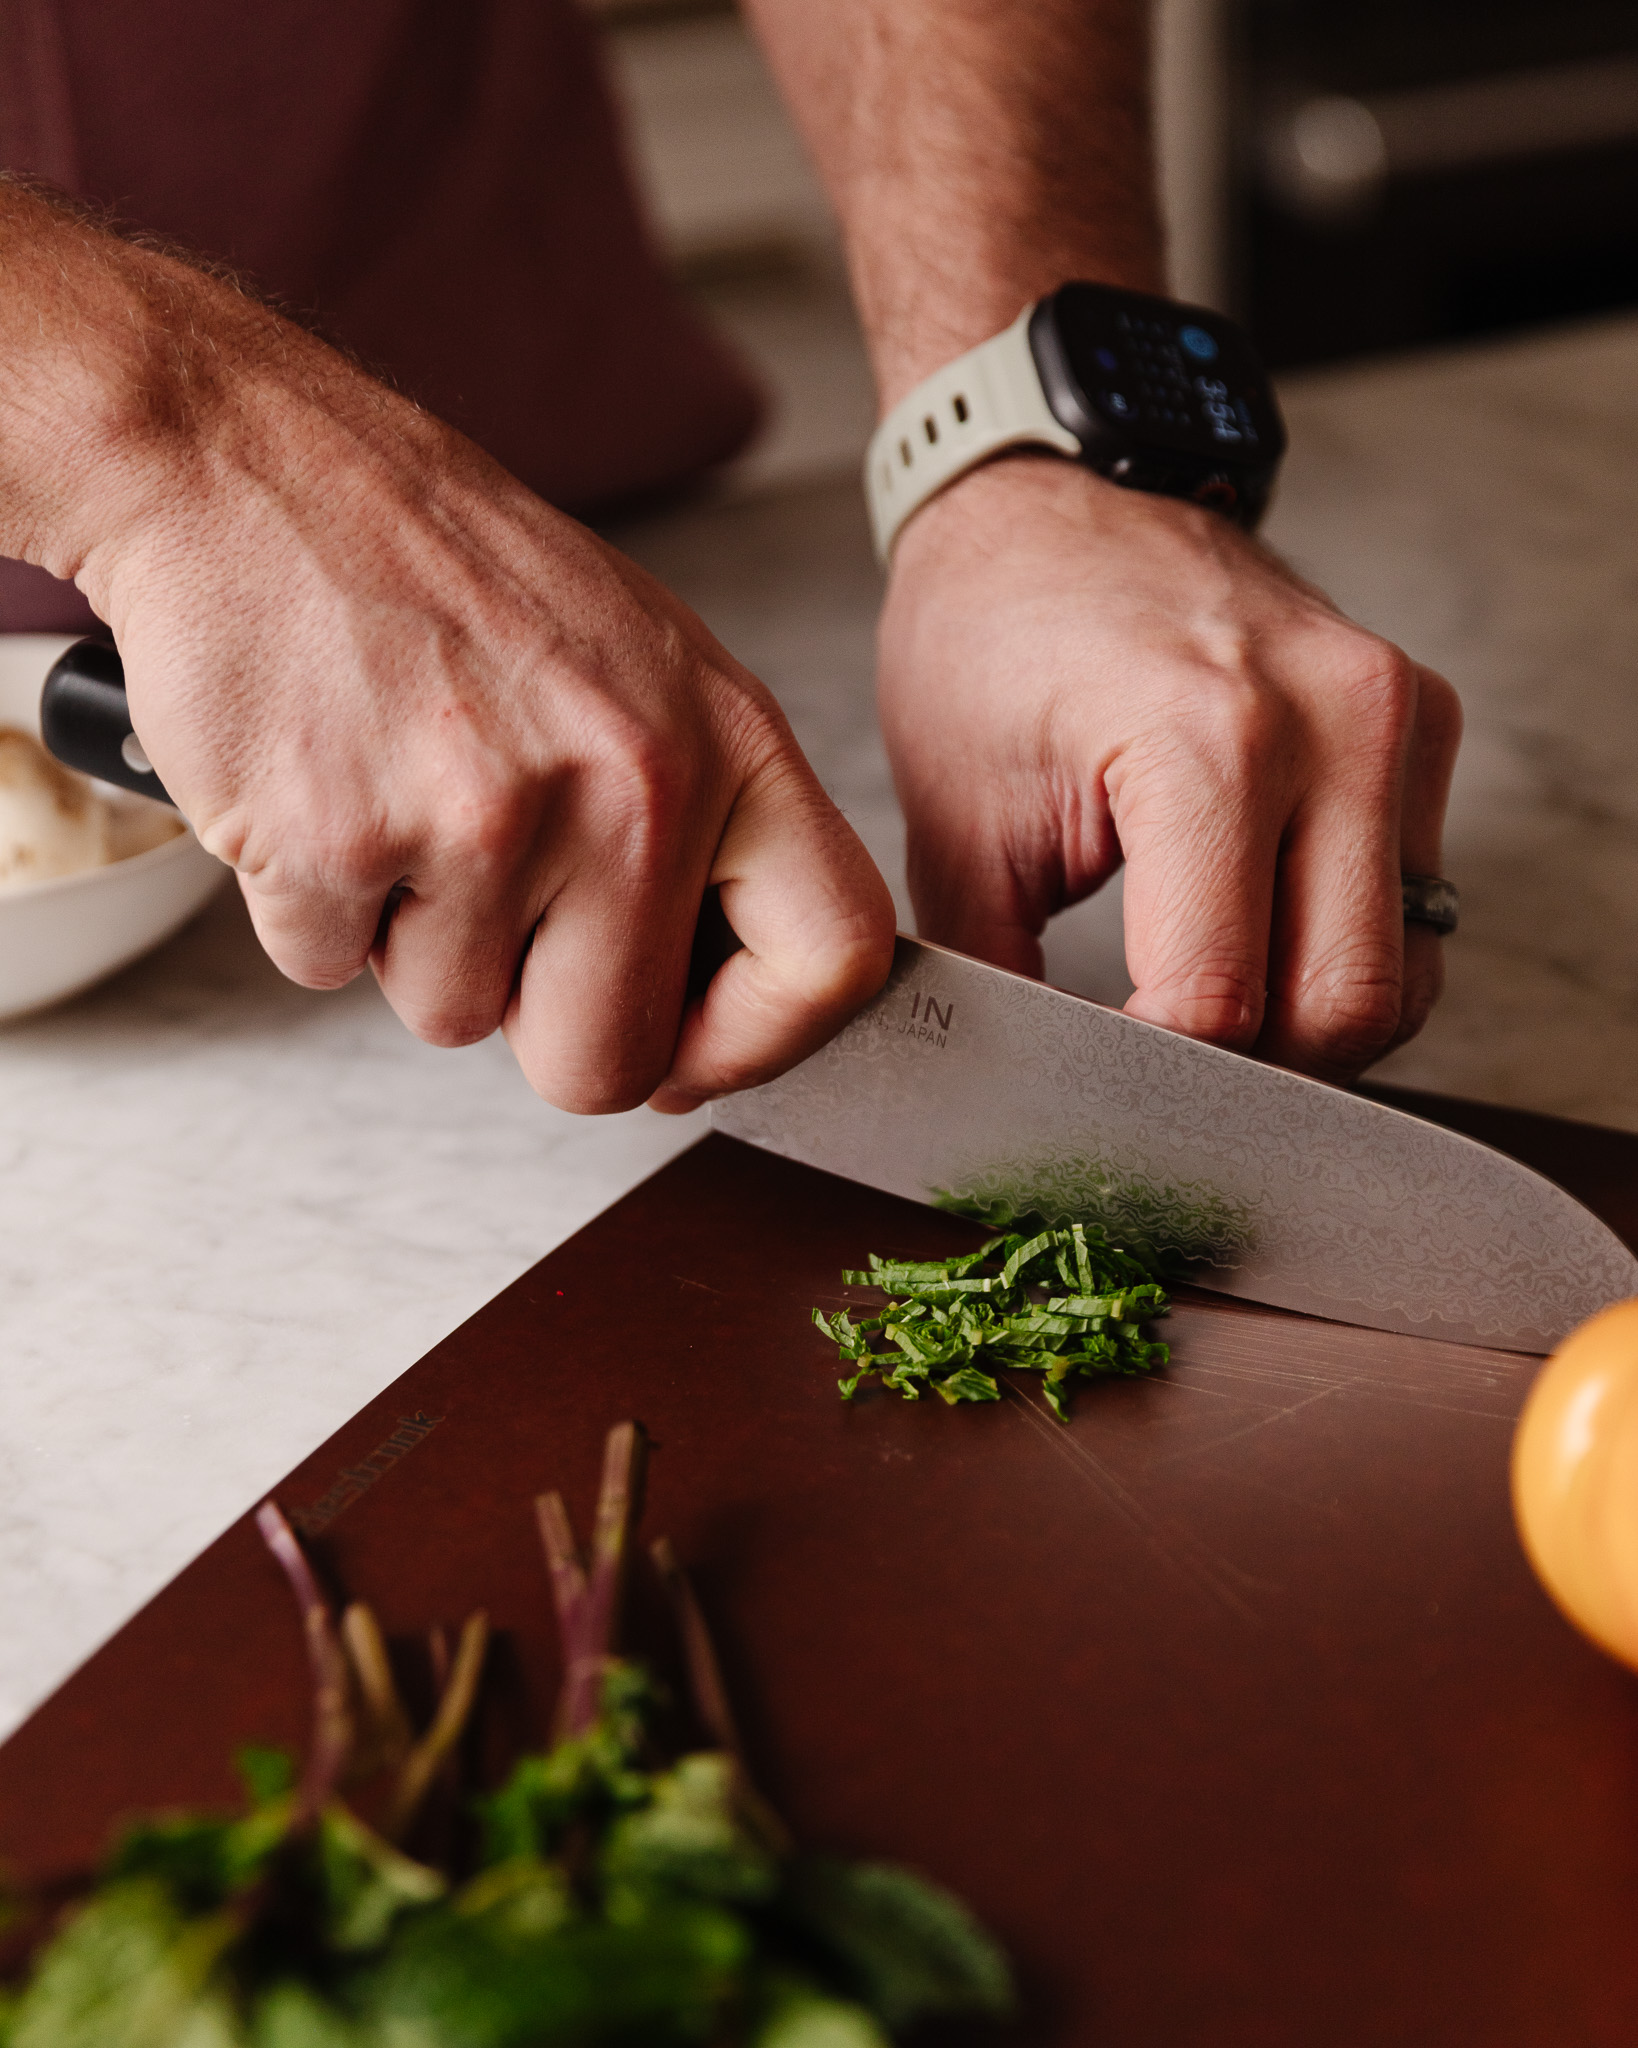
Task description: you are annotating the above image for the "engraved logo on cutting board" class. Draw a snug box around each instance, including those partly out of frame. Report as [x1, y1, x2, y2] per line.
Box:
[290, 1411, 443, 1535]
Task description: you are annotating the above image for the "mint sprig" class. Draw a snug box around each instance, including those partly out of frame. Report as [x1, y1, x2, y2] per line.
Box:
[0, 1427, 1013, 2046]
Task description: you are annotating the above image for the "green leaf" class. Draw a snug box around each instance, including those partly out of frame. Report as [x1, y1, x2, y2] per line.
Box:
[475, 1665, 656, 1864]
[450, 1859, 573, 1940]
[312, 1804, 445, 1954]
[248, 1980, 368, 2048]
[103, 1815, 245, 1914]
[934, 1367, 1000, 1406]
[236, 1749, 297, 1808]
[602, 1753, 778, 1906]
[6, 1879, 244, 2048]
[996, 1231, 1057, 1292]
[750, 1979, 889, 2048]
[363, 1893, 751, 2047]
[105, 1798, 295, 1920]
[778, 1857, 1014, 2032]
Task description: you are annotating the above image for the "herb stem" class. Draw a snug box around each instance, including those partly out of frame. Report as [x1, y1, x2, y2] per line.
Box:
[649, 1536, 741, 1761]
[255, 1499, 354, 1828]
[339, 1601, 415, 1778]
[650, 1535, 792, 1856]
[387, 1611, 490, 1841]
[541, 1422, 649, 1739]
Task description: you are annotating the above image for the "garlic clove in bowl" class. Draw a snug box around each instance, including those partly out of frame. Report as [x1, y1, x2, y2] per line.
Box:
[0, 634, 226, 1022]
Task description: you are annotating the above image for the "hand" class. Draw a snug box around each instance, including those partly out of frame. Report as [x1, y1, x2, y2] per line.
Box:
[877, 458, 1461, 1082]
[66, 281, 893, 1113]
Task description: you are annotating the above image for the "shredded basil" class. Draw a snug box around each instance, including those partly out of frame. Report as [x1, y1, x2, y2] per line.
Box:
[814, 1223, 1170, 1420]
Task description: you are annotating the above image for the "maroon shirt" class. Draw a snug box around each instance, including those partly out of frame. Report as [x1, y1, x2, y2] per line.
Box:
[0, 0, 759, 629]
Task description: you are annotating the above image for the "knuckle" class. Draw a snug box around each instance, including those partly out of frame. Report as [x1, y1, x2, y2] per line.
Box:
[587, 716, 695, 860]
[668, 891, 897, 1102]
[1330, 638, 1418, 741]
[387, 968, 511, 1052]
[433, 761, 534, 874]
[322, 842, 397, 904]
[507, 968, 677, 1118]
[1185, 683, 1291, 794]
[240, 883, 371, 992]
[517, 1047, 662, 1117]
[403, 1003, 504, 1052]
[194, 805, 249, 872]
[229, 776, 399, 901]
[752, 835, 899, 1035]
[1417, 668, 1464, 752]
[713, 679, 792, 773]
[790, 910, 898, 1022]
[1289, 946, 1404, 1066]
[256, 821, 394, 907]
[1391, 938, 1444, 1047]
[1138, 962, 1267, 1049]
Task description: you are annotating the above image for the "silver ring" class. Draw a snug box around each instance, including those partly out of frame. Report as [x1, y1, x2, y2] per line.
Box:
[1402, 873, 1459, 935]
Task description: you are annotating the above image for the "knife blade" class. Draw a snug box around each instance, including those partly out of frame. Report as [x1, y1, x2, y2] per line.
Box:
[712, 934, 1638, 1352]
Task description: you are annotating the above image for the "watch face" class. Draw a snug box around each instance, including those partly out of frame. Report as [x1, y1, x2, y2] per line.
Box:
[1037, 284, 1287, 469]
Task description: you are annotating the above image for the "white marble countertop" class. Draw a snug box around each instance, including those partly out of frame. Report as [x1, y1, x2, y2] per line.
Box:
[2, 312, 1636, 1743]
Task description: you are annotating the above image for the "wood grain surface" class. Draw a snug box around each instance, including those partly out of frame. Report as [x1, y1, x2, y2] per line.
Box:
[3, 1091, 1638, 2046]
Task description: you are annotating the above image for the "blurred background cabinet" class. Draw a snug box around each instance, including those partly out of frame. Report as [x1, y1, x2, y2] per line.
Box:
[1238, 0, 1638, 366]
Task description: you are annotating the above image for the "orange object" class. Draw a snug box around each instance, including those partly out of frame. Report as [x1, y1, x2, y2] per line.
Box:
[1512, 1298, 1638, 1669]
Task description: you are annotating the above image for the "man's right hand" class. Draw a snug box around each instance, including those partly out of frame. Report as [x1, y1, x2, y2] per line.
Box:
[0, 186, 894, 1111]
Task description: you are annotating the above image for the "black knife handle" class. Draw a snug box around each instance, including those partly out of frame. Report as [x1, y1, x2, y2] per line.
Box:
[685, 884, 744, 1003]
[40, 638, 173, 806]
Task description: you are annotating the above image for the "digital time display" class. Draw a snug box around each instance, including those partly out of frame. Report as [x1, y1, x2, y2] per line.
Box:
[1028, 282, 1288, 528]
[1081, 308, 1260, 446]
[1196, 376, 1252, 445]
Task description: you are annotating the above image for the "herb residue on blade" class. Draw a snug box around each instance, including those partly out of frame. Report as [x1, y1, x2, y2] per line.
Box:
[813, 1223, 1170, 1419]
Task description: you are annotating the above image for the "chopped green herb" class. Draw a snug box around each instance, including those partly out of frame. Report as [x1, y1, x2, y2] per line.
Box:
[815, 1223, 1169, 1419]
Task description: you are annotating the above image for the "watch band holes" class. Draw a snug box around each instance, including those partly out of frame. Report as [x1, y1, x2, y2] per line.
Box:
[899, 438, 912, 466]
[952, 394, 969, 423]
[923, 415, 938, 443]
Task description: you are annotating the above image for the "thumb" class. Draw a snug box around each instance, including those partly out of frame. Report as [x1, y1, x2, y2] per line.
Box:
[649, 758, 895, 1111]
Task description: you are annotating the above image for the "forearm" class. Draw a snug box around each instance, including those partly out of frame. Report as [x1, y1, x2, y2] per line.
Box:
[0, 181, 417, 605]
[0, 183, 210, 581]
[742, 0, 1165, 406]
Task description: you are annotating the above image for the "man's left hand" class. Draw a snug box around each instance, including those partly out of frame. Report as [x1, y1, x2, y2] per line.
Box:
[877, 456, 1462, 1083]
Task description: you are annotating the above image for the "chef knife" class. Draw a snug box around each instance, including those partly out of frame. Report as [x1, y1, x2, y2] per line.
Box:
[713, 934, 1638, 1352]
[48, 635, 1638, 1348]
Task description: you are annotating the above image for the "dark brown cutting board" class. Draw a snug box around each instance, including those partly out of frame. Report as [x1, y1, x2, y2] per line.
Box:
[4, 1089, 1638, 2046]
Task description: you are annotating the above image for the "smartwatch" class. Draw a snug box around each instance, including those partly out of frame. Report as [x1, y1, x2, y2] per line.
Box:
[865, 282, 1287, 563]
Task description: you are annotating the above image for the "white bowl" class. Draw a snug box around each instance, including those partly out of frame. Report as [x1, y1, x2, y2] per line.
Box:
[0, 634, 226, 1022]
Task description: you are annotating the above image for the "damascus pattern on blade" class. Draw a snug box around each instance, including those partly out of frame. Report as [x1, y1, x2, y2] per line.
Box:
[712, 939, 1638, 1353]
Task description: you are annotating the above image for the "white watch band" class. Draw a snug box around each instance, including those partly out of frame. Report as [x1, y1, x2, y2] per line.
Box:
[864, 304, 1081, 564]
